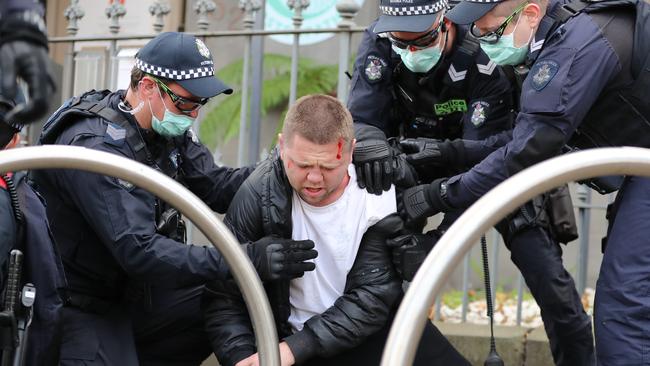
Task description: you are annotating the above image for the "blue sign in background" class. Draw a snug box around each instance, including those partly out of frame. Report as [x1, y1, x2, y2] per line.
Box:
[265, 0, 365, 45]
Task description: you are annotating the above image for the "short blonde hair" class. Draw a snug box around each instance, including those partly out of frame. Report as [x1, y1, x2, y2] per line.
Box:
[282, 94, 354, 150]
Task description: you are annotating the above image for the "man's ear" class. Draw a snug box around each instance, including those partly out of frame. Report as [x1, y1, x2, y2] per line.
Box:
[523, 3, 542, 28]
[139, 77, 156, 98]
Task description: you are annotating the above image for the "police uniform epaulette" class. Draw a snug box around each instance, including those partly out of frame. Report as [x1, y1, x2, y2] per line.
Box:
[104, 123, 126, 147]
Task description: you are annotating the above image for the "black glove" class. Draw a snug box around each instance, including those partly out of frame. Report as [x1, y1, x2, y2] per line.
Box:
[400, 178, 452, 223]
[387, 230, 441, 281]
[246, 236, 318, 281]
[400, 138, 466, 168]
[0, 12, 56, 123]
[353, 139, 394, 195]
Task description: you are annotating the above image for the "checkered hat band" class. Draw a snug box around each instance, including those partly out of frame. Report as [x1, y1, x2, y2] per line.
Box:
[134, 58, 214, 80]
[379, 1, 448, 16]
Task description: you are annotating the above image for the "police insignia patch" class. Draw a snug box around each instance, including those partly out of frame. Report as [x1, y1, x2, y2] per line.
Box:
[470, 101, 489, 126]
[169, 150, 180, 170]
[531, 60, 559, 91]
[364, 55, 387, 83]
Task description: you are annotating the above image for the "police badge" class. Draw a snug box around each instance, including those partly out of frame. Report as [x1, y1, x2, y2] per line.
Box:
[364, 55, 387, 83]
[470, 101, 489, 126]
[531, 60, 559, 91]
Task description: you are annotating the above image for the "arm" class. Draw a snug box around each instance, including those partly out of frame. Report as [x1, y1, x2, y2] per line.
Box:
[283, 214, 403, 363]
[400, 23, 622, 221]
[176, 130, 255, 214]
[56, 136, 231, 287]
[347, 22, 398, 134]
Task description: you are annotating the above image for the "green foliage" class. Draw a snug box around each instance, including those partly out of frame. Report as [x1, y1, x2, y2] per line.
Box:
[200, 54, 338, 150]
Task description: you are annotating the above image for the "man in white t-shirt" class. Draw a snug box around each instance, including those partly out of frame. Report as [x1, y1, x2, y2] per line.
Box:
[203, 95, 469, 366]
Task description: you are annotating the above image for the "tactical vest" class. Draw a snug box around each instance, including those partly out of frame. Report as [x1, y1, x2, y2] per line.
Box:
[38, 90, 185, 306]
[393, 33, 481, 140]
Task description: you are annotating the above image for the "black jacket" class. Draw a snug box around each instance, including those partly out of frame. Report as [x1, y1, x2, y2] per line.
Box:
[33, 90, 254, 303]
[202, 151, 402, 365]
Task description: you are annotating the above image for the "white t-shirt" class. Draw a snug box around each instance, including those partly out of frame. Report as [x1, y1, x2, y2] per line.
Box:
[288, 164, 396, 332]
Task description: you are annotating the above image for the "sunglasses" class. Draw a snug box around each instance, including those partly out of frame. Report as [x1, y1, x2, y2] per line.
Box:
[470, 1, 528, 44]
[388, 16, 445, 51]
[151, 77, 209, 114]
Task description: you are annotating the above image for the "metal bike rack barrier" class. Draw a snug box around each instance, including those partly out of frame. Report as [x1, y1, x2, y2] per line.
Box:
[0, 146, 280, 366]
[381, 147, 650, 366]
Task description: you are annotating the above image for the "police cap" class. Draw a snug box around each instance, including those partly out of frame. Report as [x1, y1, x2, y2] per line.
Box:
[374, 0, 449, 34]
[446, 0, 504, 25]
[135, 32, 232, 99]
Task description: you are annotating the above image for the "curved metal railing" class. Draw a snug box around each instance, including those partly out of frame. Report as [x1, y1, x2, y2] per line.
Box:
[0, 145, 280, 366]
[381, 147, 650, 366]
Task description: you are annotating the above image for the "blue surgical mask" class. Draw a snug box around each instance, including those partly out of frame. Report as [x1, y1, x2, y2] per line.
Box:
[479, 16, 533, 66]
[392, 43, 443, 74]
[148, 88, 195, 138]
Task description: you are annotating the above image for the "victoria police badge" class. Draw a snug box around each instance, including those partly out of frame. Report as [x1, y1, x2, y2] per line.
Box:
[364, 55, 387, 83]
[531, 60, 559, 91]
[470, 101, 489, 126]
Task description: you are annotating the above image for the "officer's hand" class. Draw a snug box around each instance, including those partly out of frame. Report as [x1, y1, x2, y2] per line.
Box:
[387, 230, 441, 281]
[246, 236, 318, 281]
[353, 139, 394, 195]
[400, 138, 445, 167]
[392, 153, 419, 188]
[0, 41, 55, 123]
[0, 10, 55, 124]
[400, 179, 451, 223]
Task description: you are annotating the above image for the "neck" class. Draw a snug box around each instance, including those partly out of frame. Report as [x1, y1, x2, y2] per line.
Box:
[125, 88, 151, 130]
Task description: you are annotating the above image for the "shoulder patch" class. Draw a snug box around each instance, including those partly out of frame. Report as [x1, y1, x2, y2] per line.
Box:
[104, 123, 126, 147]
[530, 60, 559, 91]
[470, 101, 490, 127]
[364, 55, 387, 83]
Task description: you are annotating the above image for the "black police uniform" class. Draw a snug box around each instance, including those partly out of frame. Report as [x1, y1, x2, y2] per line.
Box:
[33, 89, 254, 365]
[348, 21, 594, 365]
[443, 0, 647, 363]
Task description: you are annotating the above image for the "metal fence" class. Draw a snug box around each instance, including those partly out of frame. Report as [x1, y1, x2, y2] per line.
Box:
[48, 0, 608, 329]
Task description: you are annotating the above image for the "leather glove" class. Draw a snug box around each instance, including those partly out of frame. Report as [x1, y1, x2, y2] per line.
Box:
[353, 138, 394, 195]
[387, 230, 441, 281]
[246, 236, 318, 281]
[400, 178, 452, 223]
[0, 12, 56, 123]
[400, 138, 466, 168]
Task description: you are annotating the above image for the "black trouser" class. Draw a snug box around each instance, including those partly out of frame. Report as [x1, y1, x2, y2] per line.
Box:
[505, 225, 594, 366]
[133, 285, 212, 366]
[305, 317, 469, 366]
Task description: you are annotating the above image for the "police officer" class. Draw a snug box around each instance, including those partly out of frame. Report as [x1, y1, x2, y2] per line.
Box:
[398, 0, 648, 363]
[33, 32, 317, 365]
[0, 93, 66, 365]
[348, 1, 594, 365]
[0, 0, 55, 123]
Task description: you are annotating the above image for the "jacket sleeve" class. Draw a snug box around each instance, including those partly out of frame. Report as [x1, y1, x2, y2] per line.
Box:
[176, 130, 255, 214]
[446, 20, 621, 209]
[348, 21, 398, 134]
[283, 219, 402, 363]
[455, 130, 513, 168]
[202, 175, 264, 366]
[54, 135, 231, 287]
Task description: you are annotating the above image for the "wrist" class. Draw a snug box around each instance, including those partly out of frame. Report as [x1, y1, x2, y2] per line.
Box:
[428, 179, 453, 212]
